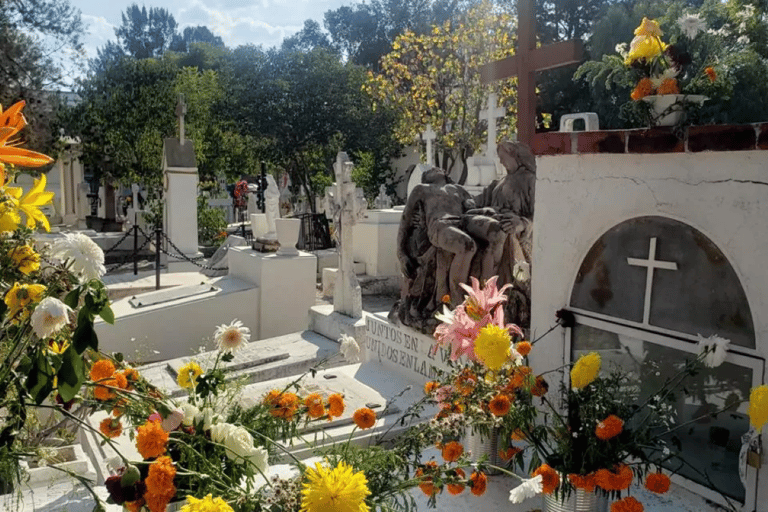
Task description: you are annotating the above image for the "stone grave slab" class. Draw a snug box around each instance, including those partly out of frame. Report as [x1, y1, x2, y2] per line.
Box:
[167, 343, 290, 381]
[128, 283, 219, 308]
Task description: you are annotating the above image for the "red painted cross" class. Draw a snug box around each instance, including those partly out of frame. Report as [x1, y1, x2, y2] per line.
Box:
[479, 0, 583, 147]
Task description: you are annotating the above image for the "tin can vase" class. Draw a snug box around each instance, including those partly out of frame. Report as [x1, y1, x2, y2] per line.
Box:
[464, 427, 502, 475]
[542, 489, 608, 512]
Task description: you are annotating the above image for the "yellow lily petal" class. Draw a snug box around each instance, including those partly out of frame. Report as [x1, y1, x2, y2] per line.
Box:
[16, 176, 53, 232]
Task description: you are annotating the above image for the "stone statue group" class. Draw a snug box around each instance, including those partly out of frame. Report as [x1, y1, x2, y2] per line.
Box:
[390, 141, 535, 334]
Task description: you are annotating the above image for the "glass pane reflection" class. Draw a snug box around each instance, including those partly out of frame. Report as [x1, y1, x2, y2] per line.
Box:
[573, 324, 749, 502]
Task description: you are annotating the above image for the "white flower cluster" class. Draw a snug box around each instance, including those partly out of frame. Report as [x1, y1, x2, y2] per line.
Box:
[339, 334, 361, 363]
[30, 297, 72, 338]
[50, 233, 105, 282]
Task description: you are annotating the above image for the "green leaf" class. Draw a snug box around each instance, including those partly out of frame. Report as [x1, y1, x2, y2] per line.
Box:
[99, 305, 115, 324]
[26, 350, 54, 405]
[73, 310, 98, 353]
[64, 288, 80, 309]
[57, 345, 85, 403]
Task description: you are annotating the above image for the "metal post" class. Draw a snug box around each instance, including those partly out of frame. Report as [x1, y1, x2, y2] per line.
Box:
[155, 226, 161, 290]
[133, 222, 138, 275]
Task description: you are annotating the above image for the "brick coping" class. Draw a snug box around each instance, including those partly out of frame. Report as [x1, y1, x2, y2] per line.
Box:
[532, 123, 768, 156]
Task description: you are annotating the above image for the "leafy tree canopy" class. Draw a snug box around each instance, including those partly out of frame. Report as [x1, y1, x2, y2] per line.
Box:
[114, 4, 179, 59]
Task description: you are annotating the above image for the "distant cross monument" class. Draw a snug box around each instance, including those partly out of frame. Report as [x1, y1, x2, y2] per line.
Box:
[627, 237, 678, 325]
[175, 94, 187, 146]
[421, 125, 436, 166]
[479, 0, 583, 147]
[333, 152, 366, 317]
[480, 92, 506, 157]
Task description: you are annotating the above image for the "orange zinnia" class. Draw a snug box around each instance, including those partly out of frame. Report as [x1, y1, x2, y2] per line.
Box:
[99, 417, 123, 438]
[489, 394, 512, 416]
[705, 66, 717, 82]
[596, 415, 624, 440]
[447, 468, 465, 495]
[499, 446, 522, 461]
[645, 472, 671, 494]
[532, 464, 560, 494]
[568, 472, 597, 492]
[304, 393, 326, 419]
[90, 359, 116, 382]
[516, 341, 532, 356]
[595, 464, 633, 491]
[136, 419, 169, 459]
[610, 495, 644, 512]
[353, 407, 376, 429]
[122, 368, 140, 389]
[327, 393, 345, 418]
[470, 471, 487, 496]
[441, 441, 464, 463]
[656, 78, 680, 95]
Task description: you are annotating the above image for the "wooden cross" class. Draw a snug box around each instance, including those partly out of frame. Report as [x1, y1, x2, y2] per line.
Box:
[175, 94, 187, 145]
[480, 92, 506, 157]
[479, 0, 583, 147]
[627, 237, 678, 325]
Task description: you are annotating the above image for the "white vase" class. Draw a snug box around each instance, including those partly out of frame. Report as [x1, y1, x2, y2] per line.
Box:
[250, 213, 268, 239]
[275, 218, 300, 255]
[641, 94, 707, 127]
[542, 489, 608, 512]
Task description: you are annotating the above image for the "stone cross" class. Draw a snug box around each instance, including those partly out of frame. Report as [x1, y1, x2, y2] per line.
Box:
[175, 94, 187, 146]
[627, 237, 678, 325]
[373, 184, 392, 210]
[479, 0, 583, 147]
[332, 152, 367, 317]
[421, 124, 436, 166]
[480, 92, 506, 157]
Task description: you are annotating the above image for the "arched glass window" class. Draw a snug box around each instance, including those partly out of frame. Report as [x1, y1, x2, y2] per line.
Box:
[567, 216, 761, 508]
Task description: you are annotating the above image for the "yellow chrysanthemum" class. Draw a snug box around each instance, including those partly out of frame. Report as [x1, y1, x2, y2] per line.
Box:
[474, 324, 511, 371]
[8, 244, 40, 275]
[748, 385, 768, 430]
[4, 282, 46, 322]
[177, 361, 203, 389]
[180, 493, 234, 512]
[634, 17, 663, 37]
[301, 461, 371, 512]
[571, 352, 601, 389]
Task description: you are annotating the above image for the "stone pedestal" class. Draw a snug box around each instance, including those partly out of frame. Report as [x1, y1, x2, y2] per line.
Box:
[228, 247, 317, 339]
[163, 137, 202, 271]
[352, 209, 403, 277]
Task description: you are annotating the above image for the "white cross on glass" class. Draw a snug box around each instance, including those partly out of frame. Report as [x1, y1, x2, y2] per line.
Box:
[480, 92, 506, 157]
[627, 237, 678, 325]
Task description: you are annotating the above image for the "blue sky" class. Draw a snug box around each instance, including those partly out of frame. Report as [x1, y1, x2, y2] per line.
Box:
[73, 0, 349, 61]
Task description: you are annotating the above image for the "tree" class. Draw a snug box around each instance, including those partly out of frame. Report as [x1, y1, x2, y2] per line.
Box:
[282, 20, 335, 53]
[365, 2, 517, 179]
[114, 4, 179, 59]
[169, 25, 225, 53]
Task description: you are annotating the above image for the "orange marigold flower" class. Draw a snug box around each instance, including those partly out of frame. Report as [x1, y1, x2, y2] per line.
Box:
[424, 381, 440, 395]
[499, 446, 522, 461]
[510, 429, 527, 441]
[90, 359, 116, 382]
[705, 67, 717, 82]
[507, 366, 532, 391]
[596, 414, 624, 440]
[441, 441, 464, 463]
[657, 78, 680, 95]
[353, 407, 376, 429]
[123, 367, 140, 384]
[144, 456, 176, 512]
[447, 468, 465, 495]
[455, 369, 477, 396]
[645, 472, 671, 494]
[124, 500, 145, 512]
[610, 496, 644, 512]
[113, 399, 128, 417]
[416, 462, 440, 496]
[516, 341, 532, 356]
[114, 372, 128, 390]
[489, 394, 512, 416]
[531, 375, 549, 397]
[568, 473, 597, 492]
[595, 464, 633, 491]
[532, 464, 560, 494]
[631, 77, 655, 100]
[304, 393, 326, 419]
[136, 419, 169, 459]
[470, 471, 487, 496]
[270, 392, 300, 420]
[441, 294, 451, 304]
[99, 417, 123, 438]
[327, 393, 345, 418]
[93, 377, 118, 401]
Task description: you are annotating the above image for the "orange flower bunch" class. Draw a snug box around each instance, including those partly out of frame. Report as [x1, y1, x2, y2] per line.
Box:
[446, 468, 466, 495]
[656, 78, 680, 95]
[136, 419, 169, 459]
[644, 472, 671, 493]
[264, 390, 301, 420]
[144, 456, 176, 512]
[595, 464, 634, 491]
[611, 496, 644, 512]
[304, 393, 326, 419]
[631, 77, 655, 100]
[424, 381, 440, 395]
[454, 368, 477, 396]
[532, 464, 560, 494]
[99, 417, 123, 439]
[506, 365, 532, 391]
[352, 407, 376, 429]
[705, 66, 717, 82]
[441, 441, 464, 463]
[469, 470, 487, 496]
[90, 359, 129, 401]
[567, 472, 597, 492]
[415, 461, 440, 496]
[595, 414, 624, 440]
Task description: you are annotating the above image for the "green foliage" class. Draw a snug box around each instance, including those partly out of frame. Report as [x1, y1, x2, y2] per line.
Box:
[197, 195, 227, 247]
[114, 4, 179, 59]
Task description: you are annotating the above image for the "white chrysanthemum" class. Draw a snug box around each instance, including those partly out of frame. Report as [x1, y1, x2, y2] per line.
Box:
[650, 67, 680, 88]
[181, 403, 200, 427]
[30, 297, 72, 338]
[698, 334, 730, 368]
[247, 445, 269, 474]
[509, 474, 543, 503]
[209, 422, 234, 443]
[51, 233, 105, 282]
[679, 13, 707, 39]
[339, 334, 361, 363]
[214, 319, 250, 353]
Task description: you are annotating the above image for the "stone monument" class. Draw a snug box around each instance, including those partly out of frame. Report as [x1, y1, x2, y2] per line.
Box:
[373, 184, 393, 210]
[253, 175, 281, 252]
